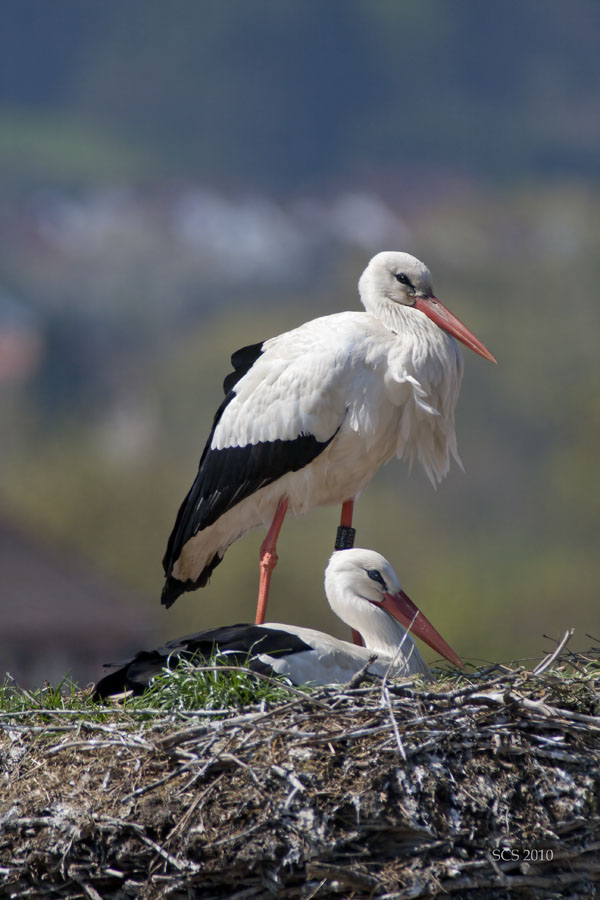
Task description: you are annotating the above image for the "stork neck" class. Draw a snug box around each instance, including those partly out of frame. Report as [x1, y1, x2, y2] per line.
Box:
[329, 587, 412, 658]
[354, 606, 414, 657]
[366, 297, 423, 338]
[363, 297, 461, 372]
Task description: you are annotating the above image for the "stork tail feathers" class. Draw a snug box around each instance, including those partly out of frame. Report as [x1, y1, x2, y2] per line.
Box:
[161, 551, 224, 608]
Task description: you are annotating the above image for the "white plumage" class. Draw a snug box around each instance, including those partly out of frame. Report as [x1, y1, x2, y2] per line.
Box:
[263, 548, 463, 683]
[162, 251, 495, 613]
[95, 549, 463, 697]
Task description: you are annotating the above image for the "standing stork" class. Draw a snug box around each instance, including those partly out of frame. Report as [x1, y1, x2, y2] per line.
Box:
[162, 251, 495, 620]
[95, 549, 463, 698]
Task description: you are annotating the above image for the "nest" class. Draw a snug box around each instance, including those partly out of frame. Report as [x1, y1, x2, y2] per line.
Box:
[1, 640, 600, 899]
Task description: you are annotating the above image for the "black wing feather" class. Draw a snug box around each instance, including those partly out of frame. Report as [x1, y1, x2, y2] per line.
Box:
[163, 342, 265, 579]
[93, 624, 312, 699]
[222, 341, 264, 394]
[162, 341, 340, 605]
[161, 431, 336, 604]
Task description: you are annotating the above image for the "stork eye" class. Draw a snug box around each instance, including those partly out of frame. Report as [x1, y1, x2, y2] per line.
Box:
[395, 273, 413, 287]
[366, 569, 387, 588]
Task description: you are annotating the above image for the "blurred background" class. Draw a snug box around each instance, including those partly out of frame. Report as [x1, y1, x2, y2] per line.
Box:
[1, 0, 599, 687]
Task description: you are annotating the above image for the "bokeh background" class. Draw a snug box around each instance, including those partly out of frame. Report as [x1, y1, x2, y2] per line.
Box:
[1, 0, 599, 686]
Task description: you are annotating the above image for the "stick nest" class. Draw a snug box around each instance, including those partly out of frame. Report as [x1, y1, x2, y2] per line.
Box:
[2, 646, 600, 899]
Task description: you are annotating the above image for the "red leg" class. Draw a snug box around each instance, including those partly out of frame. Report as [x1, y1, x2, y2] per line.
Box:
[340, 499, 354, 528]
[256, 496, 289, 624]
[335, 498, 356, 552]
[351, 628, 365, 647]
[337, 499, 363, 646]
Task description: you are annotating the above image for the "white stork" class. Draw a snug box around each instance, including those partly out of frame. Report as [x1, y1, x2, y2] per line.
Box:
[162, 251, 495, 621]
[94, 548, 463, 697]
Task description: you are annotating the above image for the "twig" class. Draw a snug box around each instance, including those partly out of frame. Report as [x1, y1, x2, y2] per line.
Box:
[534, 629, 575, 675]
[381, 683, 407, 761]
[2, 652, 599, 899]
[344, 655, 378, 690]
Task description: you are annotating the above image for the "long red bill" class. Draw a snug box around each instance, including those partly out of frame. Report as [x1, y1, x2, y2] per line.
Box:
[415, 295, 497, 364]
[379, 589, 464, 669]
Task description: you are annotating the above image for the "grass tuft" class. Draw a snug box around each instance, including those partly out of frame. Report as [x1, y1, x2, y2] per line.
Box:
[0, 673, 108, 721]
[124, 653, 304, 713]
[0, 652, 305, 723]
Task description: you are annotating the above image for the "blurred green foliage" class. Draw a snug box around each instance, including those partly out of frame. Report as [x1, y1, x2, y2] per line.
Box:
[0, 1, 598, 672]
[0, 112, 154, 186]
[2, 184, 599, 666]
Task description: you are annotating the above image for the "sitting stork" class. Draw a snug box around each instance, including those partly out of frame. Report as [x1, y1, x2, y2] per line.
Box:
[94, 548, 463, 697]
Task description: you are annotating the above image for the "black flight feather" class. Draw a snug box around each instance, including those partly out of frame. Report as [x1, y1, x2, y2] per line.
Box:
[222, 341, 264, 394]
[161, 431, 336, 605]
[161, 342, 340, 607]
[93, 624, 312, 699]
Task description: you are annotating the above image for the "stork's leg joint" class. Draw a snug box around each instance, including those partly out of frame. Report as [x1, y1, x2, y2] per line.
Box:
[259, 546, 279, 574]
[255, 496, 289, 625]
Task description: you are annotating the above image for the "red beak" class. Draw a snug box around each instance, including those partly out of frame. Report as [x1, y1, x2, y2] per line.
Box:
[379, 589, 464, 669]
[415, 295, 497, 364]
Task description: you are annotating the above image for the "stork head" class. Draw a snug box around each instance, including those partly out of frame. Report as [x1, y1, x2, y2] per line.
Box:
[325, 548, 464, 668]
[359, 251, 496, 363]
[360, 251, 435, 306]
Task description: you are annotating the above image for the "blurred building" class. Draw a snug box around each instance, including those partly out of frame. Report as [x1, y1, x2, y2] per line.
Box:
[0, 515, 155, 689]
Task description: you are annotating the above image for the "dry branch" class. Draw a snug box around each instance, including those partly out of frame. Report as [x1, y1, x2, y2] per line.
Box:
[1, 649, 600, 899]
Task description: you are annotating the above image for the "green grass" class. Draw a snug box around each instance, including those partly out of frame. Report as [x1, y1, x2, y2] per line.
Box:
[0, 673, 107, 721]
[123, 655, 306, 713]
[2, 645, 597, 726]
[0, 656, 305, 724]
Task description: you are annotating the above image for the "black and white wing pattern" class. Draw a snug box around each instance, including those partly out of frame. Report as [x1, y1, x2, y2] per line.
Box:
[93, 624, 313, 699]
[161, 319, 354, 607]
